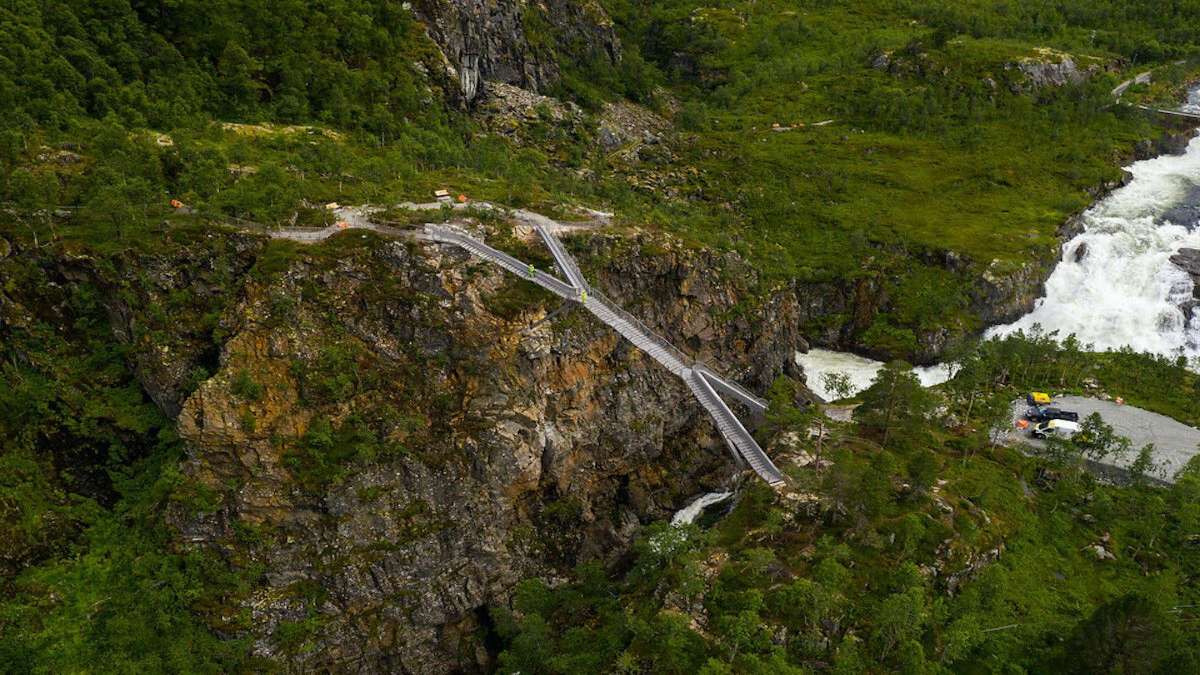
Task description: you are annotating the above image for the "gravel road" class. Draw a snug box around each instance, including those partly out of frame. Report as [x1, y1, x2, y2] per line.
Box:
[1005, 395, 1200, 482]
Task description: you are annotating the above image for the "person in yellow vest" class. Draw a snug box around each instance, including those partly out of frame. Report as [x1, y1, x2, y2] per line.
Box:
[527, 263, 536, 278]
[580, 289, 588, 302]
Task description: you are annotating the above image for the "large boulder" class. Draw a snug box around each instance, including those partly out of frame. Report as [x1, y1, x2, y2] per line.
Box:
[1170, 248, 1200, 297]
[1161, 186, 1200, 230]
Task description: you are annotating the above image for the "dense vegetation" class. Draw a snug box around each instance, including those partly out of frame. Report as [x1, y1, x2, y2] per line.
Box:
[3, 0, 1200, 671]
[0, 0, 613, 251]
[0, 248, 256, 671]
[8, 0, 1195, 351]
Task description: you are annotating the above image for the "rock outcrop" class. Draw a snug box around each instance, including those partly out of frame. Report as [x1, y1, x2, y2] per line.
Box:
[1172, 247, 1200, 280]
[412, 0, 620, 102]
[1008, 49, 1109, 93]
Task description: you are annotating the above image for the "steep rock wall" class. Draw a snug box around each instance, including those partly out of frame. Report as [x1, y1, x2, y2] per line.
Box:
[413, 0, 620, 102]
[161, 226, 802, 671]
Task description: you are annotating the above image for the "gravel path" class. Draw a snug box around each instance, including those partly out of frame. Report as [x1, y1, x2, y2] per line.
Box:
[266, 202, 608, 244]
[1005, 395, 1200, 482]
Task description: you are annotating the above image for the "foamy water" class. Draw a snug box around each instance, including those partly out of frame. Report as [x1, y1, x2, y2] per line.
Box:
[987, 136, 1200, 361]
[671, 492, 732, 526]
[795, 349, 953, 400]
[1183, 87, 1200, 115]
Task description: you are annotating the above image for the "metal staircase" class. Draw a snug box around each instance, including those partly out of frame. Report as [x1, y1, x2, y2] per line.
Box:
[426, 227, 576, 299]
[689, 369, 784, 485]
[531, 220, 589, 290]
[425, 221, 787, 486]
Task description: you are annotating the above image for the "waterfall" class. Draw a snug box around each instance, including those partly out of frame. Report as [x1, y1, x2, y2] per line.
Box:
[671, 492, 733, 526]
[988, 136, 1200, 363]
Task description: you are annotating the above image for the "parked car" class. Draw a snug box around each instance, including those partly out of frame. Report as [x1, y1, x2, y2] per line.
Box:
[1026, 392, 1052, 406]
[1024, 407, 1080, 423]
[1031, 419, 1081, 439]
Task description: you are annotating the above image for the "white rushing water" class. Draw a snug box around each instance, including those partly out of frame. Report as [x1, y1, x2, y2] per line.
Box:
[1183, 87, 1200, 115]
[795, 349, 953, 400]
[987, 136, 1200, 361]
[671, 491, 732, 526]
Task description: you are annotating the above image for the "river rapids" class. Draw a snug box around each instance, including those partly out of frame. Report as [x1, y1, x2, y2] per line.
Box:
[987, 135, 1200, 364]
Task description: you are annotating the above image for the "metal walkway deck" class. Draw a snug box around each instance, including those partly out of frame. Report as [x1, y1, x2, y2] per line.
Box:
[426, 221, 785, 487]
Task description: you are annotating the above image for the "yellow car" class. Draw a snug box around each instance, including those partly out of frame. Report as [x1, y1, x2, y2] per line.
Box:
[1026, 392, 1052, 406]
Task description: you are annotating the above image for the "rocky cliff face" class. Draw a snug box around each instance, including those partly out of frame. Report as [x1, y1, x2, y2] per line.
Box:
[139, 221, 803, 672]
[413, 0, 620, 102]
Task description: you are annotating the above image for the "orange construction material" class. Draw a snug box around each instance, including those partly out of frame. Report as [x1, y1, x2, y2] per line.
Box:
[1016, 419, 1030, 430]
[336, 221, 350, 229]
[457, 194, 468, 203]
[170, 199, 184, 209]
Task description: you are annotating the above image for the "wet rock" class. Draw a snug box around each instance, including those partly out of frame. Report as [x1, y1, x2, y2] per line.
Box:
[1171, 248, 1200, 278]
[1160, 186, 1200, 230]
[1171, 248, 1200, 301]
[1182, 300, 1200, 323]
[1134, 129, 1196, 161]
[1072, 241, 1089, 263]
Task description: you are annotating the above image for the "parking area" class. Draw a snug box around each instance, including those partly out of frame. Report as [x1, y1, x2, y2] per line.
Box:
[1004, 395, 1200, 482]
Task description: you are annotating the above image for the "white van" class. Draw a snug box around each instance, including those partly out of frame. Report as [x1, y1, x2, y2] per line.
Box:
[1031, 419, 1081, 439]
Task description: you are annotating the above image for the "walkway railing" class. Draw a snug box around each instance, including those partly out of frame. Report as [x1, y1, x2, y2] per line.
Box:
[528, 213, 590, 291]
[425, 227, 576, 299]
[583, 286, 691, 376]
[695, 365, 769, 413]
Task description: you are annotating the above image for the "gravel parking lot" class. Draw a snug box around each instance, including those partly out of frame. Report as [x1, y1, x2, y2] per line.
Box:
[1005, 395, 1200, 482]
